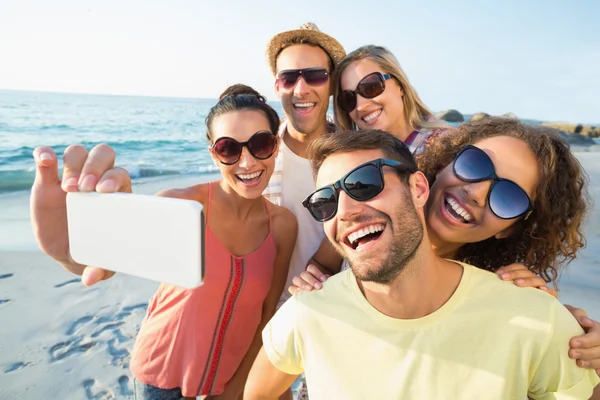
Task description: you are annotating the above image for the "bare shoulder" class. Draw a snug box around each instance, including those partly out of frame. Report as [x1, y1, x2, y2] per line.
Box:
[268, 203, 298, 246]
[155, 182, 210, 206]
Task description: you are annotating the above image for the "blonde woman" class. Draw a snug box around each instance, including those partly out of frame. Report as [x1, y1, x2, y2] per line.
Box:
[332, 44, 446, 154]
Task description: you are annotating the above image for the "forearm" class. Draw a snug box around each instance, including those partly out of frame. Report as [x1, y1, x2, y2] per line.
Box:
[307, 255, 336, 275]
[308, 239, 343, 276]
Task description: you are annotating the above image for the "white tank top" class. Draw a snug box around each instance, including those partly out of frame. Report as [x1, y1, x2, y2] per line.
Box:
[278, 140, 326, 302]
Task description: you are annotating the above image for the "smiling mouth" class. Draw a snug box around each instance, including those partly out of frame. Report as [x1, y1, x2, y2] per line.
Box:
[362, 109, 382, 123]
[444, 195, 474, 224]
[236, 171, 263, 184]
[294, 102, 316, 114]
[345, 224, 385, 250]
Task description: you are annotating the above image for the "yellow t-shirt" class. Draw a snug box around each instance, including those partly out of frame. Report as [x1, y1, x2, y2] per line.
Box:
[262, 262, 600, 399]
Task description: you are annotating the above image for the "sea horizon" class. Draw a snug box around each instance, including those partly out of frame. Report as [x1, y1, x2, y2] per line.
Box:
[1, 89, 598, 196]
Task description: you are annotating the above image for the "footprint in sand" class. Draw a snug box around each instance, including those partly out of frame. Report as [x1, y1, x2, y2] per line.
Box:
[0, 273, 13, 279]
[82, 378, 116, 400]
[49, 339, 96, 362]
[54, 278, 81, 288]
[107, 338, 130, 367]
[67, 315, 96, 335]
[4, 361, 31, 373]
[51, 303, 148, 367]
[91, 322, 125, 338]
[118, 375, 133, 396]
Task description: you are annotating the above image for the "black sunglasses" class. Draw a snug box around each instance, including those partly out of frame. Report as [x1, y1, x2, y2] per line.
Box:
[302, 158, 416, 222]
[337, 72, 393, 113]
[277, 68, 330, 89]
[211, 130, 277, 165]
[453, 145, 533, 220]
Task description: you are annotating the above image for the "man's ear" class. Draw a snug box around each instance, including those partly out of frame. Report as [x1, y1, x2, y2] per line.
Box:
[274, 77, 282, 99]
[410, 171, 430, 208]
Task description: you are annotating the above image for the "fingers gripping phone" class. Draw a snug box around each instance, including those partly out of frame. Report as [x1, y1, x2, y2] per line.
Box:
[66, 192, 205, 289]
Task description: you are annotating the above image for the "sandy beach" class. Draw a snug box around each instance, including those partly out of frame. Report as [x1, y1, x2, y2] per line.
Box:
[0, 155, 599, 400]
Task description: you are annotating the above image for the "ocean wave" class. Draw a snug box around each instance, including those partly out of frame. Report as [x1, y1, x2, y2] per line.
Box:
[126, 164, 218, 178]
[0, 165, 219, 194]
[39, 124, 74, 131]
[0, 139, 201, 158]
[0, 170, 35, 194]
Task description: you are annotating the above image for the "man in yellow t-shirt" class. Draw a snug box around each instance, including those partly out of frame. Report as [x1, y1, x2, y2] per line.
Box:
[245, 129, 600, 400]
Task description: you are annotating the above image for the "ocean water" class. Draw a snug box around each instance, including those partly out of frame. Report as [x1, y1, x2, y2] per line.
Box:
[2, 89, 599, 195]
[0, 89, 285, 194]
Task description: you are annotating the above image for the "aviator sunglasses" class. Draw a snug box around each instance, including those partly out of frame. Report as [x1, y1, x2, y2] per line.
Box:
[453, 145, 533, 220]
[302, 158, 417, 222]
[211, 130, 277, 165]
[277, 68, 330, 89]
[337, 72, 393, 113]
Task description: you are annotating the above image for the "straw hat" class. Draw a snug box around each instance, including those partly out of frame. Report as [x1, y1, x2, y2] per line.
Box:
[265, 22, 346, 76]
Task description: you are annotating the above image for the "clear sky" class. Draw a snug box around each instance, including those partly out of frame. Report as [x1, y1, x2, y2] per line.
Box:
[1, 0, 598, 123]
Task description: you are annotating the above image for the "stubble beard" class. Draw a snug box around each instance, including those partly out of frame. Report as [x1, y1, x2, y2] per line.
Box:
[345, 194, 424, 284]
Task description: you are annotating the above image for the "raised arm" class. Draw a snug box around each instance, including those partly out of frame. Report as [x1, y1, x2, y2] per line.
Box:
[31, 144, 132, 285]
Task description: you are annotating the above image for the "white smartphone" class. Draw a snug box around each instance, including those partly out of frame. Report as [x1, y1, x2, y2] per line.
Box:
[66, 191, 205, 289]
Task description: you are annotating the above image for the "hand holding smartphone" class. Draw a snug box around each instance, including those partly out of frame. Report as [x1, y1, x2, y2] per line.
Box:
[66, 192, 205, 289]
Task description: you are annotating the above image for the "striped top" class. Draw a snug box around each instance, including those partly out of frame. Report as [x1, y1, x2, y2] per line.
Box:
[129, 182, 277, 397]
[263, 119, 337, 207]
[404, 128, 447, 155]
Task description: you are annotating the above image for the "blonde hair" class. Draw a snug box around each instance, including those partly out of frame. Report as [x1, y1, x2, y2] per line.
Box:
[332, 45, 446, 133]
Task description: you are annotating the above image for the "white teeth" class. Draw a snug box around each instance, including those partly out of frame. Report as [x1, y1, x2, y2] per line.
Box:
[294, 102, 315, 108]
[363, 110, 382, 122]
[238, 171, 262, 180]
[446, 196, 473, 222]
[347, 224, 385, 246]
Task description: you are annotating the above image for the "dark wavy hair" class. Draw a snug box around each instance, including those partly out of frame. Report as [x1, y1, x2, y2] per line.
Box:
[417, 117, 590, 283]
[205, 84, 280, 143]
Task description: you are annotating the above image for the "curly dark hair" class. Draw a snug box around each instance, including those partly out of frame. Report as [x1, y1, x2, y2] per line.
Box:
[417, 117, 590, 283]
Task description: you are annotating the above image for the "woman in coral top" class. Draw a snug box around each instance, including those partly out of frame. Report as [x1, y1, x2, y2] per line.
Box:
[128, 85, 297, 399]
[30, 84, 298, 400]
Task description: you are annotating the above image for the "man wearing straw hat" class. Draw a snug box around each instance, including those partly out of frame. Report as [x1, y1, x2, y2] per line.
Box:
[262, 22, 345, 400]
[263, 22, 345, 311]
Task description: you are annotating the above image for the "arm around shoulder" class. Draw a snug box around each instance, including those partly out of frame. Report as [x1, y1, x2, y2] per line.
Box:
[308, 235, 343, 276]
[528, 301, 600, 399]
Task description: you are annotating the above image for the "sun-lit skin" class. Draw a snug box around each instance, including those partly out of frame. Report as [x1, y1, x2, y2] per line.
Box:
[209, 110, 279, 201]
[315, 149, 425, 282]
[425, 135, 540, 259]
[275, 44, 331, 156]
[340, 59, 412, 141]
